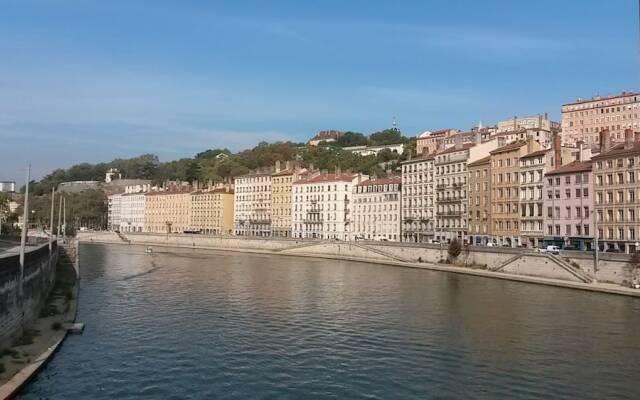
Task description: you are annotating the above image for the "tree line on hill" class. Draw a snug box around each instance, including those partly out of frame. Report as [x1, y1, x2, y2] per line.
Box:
[26, 128, 414, 196]
[10, 129, 413, 231]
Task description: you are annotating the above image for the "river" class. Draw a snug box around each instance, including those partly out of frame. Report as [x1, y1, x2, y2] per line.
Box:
[20, 243, 640, 399]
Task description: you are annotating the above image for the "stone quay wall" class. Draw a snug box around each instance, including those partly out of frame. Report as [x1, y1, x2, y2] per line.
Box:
[0, 242, 58, 348]
[78, 232, 636, 287]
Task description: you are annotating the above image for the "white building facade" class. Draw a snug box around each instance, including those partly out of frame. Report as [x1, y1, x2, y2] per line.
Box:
[119, 192, 146, 232]
[352, 176, 401, 241]
[292, 172, 367, 240]
[234, 171, 272, 236]
[401, 155, 435, 243]
[107, 194, 122, 231]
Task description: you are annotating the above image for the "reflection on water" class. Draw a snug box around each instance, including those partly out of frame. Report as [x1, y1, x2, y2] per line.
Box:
[20, 244, 640, 399]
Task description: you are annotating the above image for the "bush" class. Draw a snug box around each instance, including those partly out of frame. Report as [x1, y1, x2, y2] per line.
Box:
[2, 348, 19, 359]
[51, 322, 62, 331]
[448, 239, 462, 260]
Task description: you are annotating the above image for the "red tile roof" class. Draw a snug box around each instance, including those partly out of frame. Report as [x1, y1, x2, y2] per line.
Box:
[591, 142, 640, 160]
[435, 143, 475, 155]
[545, 161, 592, 176]
[293, 173, 358, 185]
[356, 176, 401, 187]
[489, 141, 527, 155]
[467, 156, 491, 167]
[520, 149, 550, 159]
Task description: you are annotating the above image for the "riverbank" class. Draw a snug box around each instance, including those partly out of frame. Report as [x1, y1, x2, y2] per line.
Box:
[0, 248, 79, 399]
[78, 232, 640, 298]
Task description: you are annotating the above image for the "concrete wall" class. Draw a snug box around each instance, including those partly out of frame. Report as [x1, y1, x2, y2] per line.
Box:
[0, 242, 58, 347]
[77, 232, 633, 286]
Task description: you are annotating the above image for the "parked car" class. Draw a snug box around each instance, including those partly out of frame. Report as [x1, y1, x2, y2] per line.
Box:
[538, 245, 560, 255]
[486, 242, 496, 247]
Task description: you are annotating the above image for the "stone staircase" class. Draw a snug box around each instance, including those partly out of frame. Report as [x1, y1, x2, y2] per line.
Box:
[350, 242, 411, 263]
[491, 254, 523, 272]
[550, 254, 594, 283]
[116, 232, 131, 244]
[276, 240, 329, 253]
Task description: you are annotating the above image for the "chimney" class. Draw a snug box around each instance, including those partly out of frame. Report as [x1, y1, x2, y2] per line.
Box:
[275, 160, 281, 173]
[309, 163, 314, 172]
[538, 114, 543, 129]
[553, 131, 562, 167]
[526, 137, 533, 153]
[513, 116, 518, 130]
[336, 166, 342, 176]
[599, 129, 611, 153]
[475, 129, 482, 144]
[624, 128, 634, 150]
[454, 134, 463, 150]
[285, 160, 292, 170]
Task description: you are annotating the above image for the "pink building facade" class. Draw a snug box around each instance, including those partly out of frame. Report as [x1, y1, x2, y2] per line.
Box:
[543, 161, 594, 250]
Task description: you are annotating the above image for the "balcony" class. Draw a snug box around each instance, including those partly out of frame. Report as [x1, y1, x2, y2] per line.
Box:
[249, 219, 272, 225]
[438, 196, 466, 203]
[437, 211, 463, 216]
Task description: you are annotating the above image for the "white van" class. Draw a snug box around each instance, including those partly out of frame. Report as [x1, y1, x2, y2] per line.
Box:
[538, 245, 560, 255]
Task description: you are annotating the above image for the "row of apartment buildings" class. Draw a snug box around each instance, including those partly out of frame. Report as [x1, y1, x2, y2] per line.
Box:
[106, 127, 640, 253]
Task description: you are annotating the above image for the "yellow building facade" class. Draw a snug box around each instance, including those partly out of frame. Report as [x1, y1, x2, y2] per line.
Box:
[144, 190, 192, 234]
[190, 187, 235, 235]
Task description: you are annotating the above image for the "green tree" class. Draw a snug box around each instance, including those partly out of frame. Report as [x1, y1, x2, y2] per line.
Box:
[334, 132, 369, 147]
[448, 239, 462, 261]
[369, 129, 404, 145]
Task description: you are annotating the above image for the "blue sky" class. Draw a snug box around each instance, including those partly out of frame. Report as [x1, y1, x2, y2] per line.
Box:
[1, 0, 639, 182]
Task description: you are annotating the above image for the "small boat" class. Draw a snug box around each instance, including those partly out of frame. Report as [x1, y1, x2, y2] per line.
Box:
[145, 247, 153, 254]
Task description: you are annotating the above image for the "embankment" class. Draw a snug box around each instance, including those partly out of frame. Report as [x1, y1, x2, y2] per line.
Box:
[0, 242, 58, 349]
[77, 232, 640, 297]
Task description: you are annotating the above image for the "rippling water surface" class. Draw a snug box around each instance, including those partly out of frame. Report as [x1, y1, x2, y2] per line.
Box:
[20, 244, 640, 399]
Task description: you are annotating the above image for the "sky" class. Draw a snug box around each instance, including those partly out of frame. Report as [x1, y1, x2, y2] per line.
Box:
[1, 0, 639, 182]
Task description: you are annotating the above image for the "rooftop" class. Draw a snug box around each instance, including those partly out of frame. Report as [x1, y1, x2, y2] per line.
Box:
[562, 91, 640, 107]
[490, 141, 527, 155]
[435, 143, 475, 156]
[545, 161, 592, 176]
[467, 156, 491, 167]
[591, 142, 640, 160]
[294, 173, 358, 185]
[520, 149, 550, 159]
[356, 176, 401, 187]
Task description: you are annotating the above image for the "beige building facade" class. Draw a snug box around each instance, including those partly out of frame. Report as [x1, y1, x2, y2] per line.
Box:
[190, 187, 235, 235]
[144, 190, 192, 234]
[467, 156, 492, 246]
[271, 162, 307, 238]
[562, 91, 640, 147]
[592, 129, 640, 253]
[518, 149, 550, 248]
[352, 176, 401, 241]
[489, 140, 541, 247]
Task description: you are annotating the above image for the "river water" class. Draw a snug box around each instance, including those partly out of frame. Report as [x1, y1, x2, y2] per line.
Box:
[20, 244, 640, 399]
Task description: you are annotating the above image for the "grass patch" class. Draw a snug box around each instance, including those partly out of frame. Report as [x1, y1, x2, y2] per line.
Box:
[39, 303, 59, 318]
[1, 348, 20, 359]
[12, 328, 40, 347]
